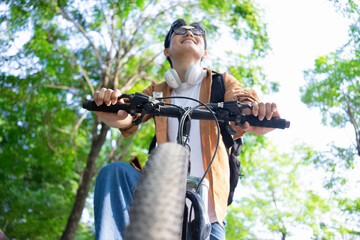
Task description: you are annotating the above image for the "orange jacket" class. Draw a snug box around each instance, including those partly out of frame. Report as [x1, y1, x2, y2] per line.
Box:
[120, 68, 259, 224]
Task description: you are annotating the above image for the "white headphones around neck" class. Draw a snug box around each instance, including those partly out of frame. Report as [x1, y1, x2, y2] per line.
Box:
[164, 64, 207, 89]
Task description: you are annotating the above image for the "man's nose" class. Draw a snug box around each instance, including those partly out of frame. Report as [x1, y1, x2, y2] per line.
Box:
[185, 29, 194, 37]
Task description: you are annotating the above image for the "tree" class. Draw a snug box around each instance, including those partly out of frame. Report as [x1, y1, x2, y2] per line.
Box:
[301, 0, 360, 159]
[300, 0, 360, 189]
[225, 136, 345, 240]
[0, 0, 271, 238]
[300, 0, 360, 195]
[299, 0, 360, 238]
[301, 53, 360, 157]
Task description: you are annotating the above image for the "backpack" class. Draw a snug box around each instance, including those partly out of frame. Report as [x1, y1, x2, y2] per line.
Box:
[148, 72, 243, 206]
[210, 73, 243, 206]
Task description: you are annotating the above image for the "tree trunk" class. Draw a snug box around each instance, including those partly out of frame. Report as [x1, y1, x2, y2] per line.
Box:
[344, 96, 360, 156]
[61, 123, 109, 240]
[0, 230, 9, 240]
[356, 130, 360, 157]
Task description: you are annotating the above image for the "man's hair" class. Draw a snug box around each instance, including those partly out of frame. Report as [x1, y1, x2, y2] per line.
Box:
[164, 19, 207, 67]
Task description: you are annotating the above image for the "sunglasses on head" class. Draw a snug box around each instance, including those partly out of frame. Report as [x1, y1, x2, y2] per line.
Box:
[173, 26, 205, 36]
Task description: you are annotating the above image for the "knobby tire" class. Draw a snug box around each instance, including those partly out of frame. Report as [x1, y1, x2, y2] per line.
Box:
[125, 142, 189, 240]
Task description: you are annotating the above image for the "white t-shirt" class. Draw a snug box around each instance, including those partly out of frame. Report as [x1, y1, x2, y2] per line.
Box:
[167, 81, 217, 223]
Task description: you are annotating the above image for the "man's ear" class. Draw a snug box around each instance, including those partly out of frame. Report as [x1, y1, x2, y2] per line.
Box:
[202, 50, 208, 59]
[164, 48, 171, 57]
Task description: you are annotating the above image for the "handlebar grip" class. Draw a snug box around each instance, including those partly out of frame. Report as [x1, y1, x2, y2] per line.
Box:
[243, 115, 290, 129]
[82, 101, 128, 113]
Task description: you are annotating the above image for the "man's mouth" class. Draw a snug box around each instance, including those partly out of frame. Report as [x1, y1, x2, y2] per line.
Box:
[181, 38, 197, 44]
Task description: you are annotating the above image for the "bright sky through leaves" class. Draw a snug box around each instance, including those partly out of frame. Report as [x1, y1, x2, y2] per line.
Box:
[255, 0, 353, 151]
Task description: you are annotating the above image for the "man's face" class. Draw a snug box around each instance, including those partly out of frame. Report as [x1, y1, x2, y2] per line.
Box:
[164, 25, 207, 63]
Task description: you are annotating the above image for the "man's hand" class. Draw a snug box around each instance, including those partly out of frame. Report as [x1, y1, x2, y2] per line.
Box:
[93, 88, 133, 129]
[241, 101, 280, 135]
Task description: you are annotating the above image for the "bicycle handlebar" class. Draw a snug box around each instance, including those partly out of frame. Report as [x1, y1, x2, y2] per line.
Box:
[82, 92, 290, 129]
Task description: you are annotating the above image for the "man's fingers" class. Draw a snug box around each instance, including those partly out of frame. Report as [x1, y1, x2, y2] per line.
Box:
[111, 89, 122, 104]
[244, 101, 279, 121]
[252, 101, 259, 117]
[94, 88, 123, 107]
[271, 102, 277, 112]
[104, 89, 114, 106]
[266, 102, 272, 120]
[96, 88, 107, 105]
[94, 91, 100, 106]
[272, 102, 281, 118]
[258, 102, 265, 121]
[94, 89, 106, 106]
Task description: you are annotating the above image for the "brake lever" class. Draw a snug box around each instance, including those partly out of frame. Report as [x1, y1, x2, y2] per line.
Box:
[220, 101, 252, 114]
[239, 103, 253, 112]
[212, 101, 256, 129]
[119, 92, 164, 106]
[118, 92, 164, 125]
[118, 92, 149, 105]
[118, 93, 135, 101]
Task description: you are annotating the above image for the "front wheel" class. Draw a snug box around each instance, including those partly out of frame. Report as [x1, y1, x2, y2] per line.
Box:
[125, 142, 189, 240]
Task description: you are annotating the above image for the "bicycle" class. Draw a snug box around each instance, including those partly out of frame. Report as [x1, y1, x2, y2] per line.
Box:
[83, 92, 290, 240]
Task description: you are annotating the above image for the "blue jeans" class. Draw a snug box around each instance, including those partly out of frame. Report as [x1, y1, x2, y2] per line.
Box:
[94, 162, 226, 240]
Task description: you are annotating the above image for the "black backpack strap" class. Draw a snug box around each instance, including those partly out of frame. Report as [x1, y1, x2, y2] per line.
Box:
[227, 137, 243, 205]
[210, 73, 225, 103]
[231, 138, 243, 156]
[148, 134, 157, 154]
[210, 73, 235, 149]
[211, 73, 243, 206]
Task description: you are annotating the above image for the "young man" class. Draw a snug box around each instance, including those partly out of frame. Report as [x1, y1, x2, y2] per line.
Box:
[93, 19, 280, 240]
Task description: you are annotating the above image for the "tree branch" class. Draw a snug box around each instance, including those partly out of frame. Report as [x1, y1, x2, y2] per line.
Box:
[107, 134, 124, 162]
[121, 72, 141, 92]
[270, 188, 277, 208]
[100, 0, 116, 62]
[115, 134, 137, 162]
[115, 1, 194, 70]
[128, 1, 196, 49]
[74, 110, 89, 132]
[45, 30, 95, 94]
[51, 0, 104, 69]
[118, 52, 160, 92]
[115, 50, 161, 90]
[2, 219, 9, 232]
[343, 93, 360, 156]
[42, 84, 74, 91]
